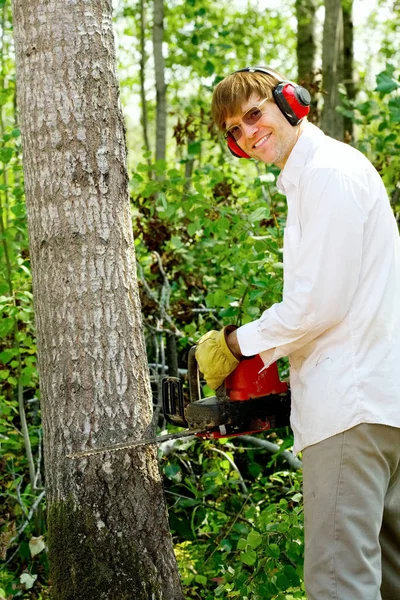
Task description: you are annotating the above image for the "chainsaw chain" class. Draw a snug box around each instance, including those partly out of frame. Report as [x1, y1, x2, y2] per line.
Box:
[66, 429, 206, 460]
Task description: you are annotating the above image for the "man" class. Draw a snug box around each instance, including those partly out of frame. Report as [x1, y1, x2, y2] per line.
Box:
[196, 66, 400, 599]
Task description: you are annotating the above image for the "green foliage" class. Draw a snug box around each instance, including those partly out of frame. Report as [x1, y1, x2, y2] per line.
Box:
[133, 156, 286, 354]
[338, 63, 400, 216]
[0, 3, 45, 597]
[161, 437, 304, 598]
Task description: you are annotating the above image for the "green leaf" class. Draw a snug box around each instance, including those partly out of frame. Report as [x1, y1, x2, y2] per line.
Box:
[267, 543, 280, 558]
[220, 538, 232, 552]
[247, 530, 262, 549]
[188, 141, 201, 156]
[0, 349, 16, 364]
[204, 60, 215, 76]
[375, 72, 399, 95]
[237, 538, 247, 550]
[283, 564, 301, 586]
[195, 574, 207, 585]
[10, 202, 26, 217]
[291, 492, 302, 503]
[248, 207, 270, 222]
[0, 147, 13, 163]
[188, 221, 201, 237]
[388, 97, 400, 122]
[164, 464, 182, 482]
[240, 549, 257, 566]
[0, 317, 14, 337]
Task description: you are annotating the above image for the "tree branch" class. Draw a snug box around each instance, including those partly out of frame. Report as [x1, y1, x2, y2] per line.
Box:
[239, 435, 302, 470]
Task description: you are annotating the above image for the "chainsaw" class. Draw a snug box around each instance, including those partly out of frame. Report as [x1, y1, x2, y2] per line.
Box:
[67, 348, 291, 459]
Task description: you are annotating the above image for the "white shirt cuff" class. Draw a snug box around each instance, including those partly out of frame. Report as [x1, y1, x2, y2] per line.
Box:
[237, 319, 272, 356]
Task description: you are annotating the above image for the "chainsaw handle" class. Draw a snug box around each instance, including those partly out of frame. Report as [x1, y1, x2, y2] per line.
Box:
[188, 346, 202, 403]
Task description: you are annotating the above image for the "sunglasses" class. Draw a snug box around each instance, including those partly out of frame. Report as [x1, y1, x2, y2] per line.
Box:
[225, 98, 269, 142]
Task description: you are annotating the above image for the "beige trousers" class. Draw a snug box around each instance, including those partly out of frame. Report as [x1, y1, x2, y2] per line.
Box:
[302, 424, 400, 600]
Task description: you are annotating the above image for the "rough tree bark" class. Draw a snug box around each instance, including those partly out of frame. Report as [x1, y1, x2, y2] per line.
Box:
[11, 1, 184, 598]
[139, 0, 151, 158]
[295, 0, 319, 124]
[152, 0, 178, 378]
[153, 0, 167, 163]
[342, 0, 356, 140]
[321, 0, 344, 139]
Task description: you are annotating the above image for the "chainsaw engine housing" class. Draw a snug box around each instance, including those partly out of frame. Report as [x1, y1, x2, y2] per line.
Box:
[162, 349, 291, 439]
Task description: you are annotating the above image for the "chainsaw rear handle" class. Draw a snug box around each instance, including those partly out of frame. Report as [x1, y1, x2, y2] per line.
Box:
[162, 345, 201, 427]
[188, 346, 202, 403]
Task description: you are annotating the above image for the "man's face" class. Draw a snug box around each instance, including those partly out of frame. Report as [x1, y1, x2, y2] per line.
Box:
[225, 94, 301, 168]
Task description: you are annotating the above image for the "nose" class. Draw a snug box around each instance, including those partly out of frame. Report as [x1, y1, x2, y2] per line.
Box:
[241, 121, 258, 139]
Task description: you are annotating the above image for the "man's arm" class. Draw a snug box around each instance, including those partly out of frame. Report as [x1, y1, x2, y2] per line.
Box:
[234, 167, 368, 364]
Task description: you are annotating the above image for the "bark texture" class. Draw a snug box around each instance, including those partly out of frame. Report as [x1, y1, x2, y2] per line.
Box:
[140, 0, 151, 157]
[342, 0, 355, 139]
[152, 0, 178, 379]
[11, 1, 183, 598]
[295, 0, 319, 124]
[321, 0, 344, 139]
[153, 0, 167, 163]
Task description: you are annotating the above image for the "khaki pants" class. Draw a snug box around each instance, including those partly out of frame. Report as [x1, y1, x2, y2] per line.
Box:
[302, 424, 400, 600]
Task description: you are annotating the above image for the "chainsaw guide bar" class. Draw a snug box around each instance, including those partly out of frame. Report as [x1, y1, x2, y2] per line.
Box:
[66, 429, 206, 460]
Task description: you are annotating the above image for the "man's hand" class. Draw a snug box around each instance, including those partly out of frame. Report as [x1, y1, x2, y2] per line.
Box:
[195, 327, 240, 390]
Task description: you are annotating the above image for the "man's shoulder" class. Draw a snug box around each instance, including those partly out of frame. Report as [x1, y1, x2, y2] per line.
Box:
[302, 136, 374, 186]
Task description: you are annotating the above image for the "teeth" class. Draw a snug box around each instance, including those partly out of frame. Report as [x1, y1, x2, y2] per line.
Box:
[254, 134, 270, 148]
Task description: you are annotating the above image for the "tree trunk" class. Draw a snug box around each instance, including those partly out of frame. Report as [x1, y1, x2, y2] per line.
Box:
[152, 0, 178, 378]
[321, 0, 344, 139]
[342, 0, 356, 140]
[11, 1, 184, 599]
[153, 0, 167, 163]
[140, 0, 152, 159]
[295, 0, 320, 124]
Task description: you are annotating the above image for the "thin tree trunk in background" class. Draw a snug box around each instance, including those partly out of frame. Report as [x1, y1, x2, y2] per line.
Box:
[152, 0, 178, 378]
[321, 0, 344, 139]
[342, 0, 356, 140]
[153, 0, 167, 163]
[295, 0, 320, 125]
[139, 0, 151, 159]
[11, 1, 183, 598]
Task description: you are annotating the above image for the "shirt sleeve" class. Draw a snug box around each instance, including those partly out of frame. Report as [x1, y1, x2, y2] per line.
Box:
[237, 167, 368, 364]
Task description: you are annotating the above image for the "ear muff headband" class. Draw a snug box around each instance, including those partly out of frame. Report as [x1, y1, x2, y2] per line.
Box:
[225, 66, 311, 159]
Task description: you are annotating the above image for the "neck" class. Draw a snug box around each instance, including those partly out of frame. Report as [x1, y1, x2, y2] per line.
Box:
[277, 119, 306, 170]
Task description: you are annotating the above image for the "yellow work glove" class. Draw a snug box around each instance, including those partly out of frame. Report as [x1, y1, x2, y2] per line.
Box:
[195, 326, 240, 390]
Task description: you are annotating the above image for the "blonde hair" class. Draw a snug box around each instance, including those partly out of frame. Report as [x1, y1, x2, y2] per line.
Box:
[211, 68, 286, 132]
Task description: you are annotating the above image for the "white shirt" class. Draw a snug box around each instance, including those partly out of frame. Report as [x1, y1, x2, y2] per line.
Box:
[237, 122, 400, 454]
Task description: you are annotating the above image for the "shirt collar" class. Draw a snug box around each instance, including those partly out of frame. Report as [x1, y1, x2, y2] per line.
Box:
[277, 122, 325, 194]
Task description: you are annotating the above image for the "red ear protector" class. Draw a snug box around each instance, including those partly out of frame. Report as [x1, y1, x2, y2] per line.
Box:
[225, 66, 311, 159]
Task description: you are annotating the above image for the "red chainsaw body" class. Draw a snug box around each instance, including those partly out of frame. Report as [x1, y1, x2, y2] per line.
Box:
[225, 355, 288, 401]
[162, 349, 291, 439]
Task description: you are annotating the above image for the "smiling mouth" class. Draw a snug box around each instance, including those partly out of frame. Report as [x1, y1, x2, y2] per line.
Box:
[253, 133, 271, 149]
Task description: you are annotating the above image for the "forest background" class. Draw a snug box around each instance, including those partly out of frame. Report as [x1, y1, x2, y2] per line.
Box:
[0, 0, 399, 598]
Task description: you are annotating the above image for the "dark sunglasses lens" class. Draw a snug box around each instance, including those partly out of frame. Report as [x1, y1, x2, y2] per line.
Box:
[243, 107, 262, 125]
[227, 105, 263, 142]
[229, 127, 242, 142]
